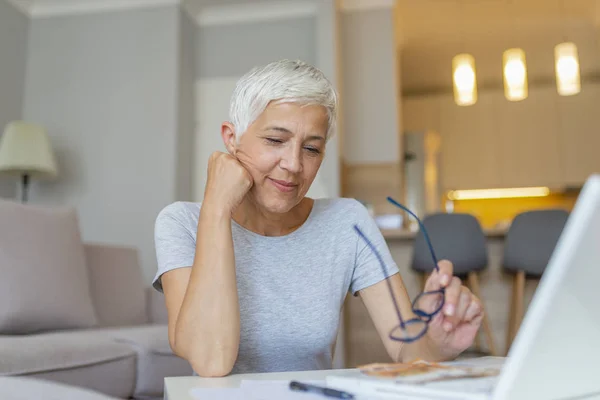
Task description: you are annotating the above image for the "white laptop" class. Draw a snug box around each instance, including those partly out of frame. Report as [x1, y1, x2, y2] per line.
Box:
[327, 174, 600, 400]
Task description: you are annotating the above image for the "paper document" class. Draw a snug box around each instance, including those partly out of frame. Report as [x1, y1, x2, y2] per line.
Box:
[324, 357, 505, 400]
[189, 387, 245, 400]
[190, 379, 391, 400]
[357, 357, 502, 384]
[243, 380, 332, 399]
[189, 380, 332, 400]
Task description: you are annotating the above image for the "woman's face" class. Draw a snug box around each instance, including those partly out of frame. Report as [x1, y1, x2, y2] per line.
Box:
[223, 101, 328, 214]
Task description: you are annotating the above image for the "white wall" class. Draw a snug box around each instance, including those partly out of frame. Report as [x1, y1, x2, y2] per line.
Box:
[176, 8, 197, 202]
[194, 77, 235, 201]
[22, 5, 194, 283]
[341, 7, 401, 165]
[0, 0, 29, 199]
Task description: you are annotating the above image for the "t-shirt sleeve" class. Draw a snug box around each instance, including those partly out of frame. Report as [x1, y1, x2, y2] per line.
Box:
[152, 202, 197, 293]
[349, 202, 400, 296]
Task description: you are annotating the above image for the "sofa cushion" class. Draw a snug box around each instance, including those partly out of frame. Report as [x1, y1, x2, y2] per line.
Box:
[0, 329, 136, 376]
[0, 330, 136, 398]
[0, 200, 98, 334]
[85, 244, 148, 327]
[0, 376, 120, 400]
[103, 325, 193, 398]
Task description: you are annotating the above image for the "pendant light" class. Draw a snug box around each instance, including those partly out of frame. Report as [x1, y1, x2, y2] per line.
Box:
[555, 42, 580, 96]
[452, 53, 477, 106]
[554, 1, 580, 96]
[503, 48, 528, 101]
[452, 0, 476, 106]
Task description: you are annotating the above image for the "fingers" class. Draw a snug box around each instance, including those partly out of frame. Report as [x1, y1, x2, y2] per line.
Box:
[464, 296, 483, 322]
[443, 286, 483, 332]
[442, 276, 462, 321]
[436, 260, 453, 288]
[446, 287, 473, 330]
[424, 259, 453, 292]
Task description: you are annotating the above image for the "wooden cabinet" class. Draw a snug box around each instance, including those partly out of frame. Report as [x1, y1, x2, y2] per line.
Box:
[402, 83, 600, 191]
[402, 95, 441, 133]
[439, 91, 503, 190]
[492, 86, 564, 188]
[557, 84, 600, 186]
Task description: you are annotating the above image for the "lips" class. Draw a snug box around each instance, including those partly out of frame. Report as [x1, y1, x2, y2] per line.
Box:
[269, 178, 297, 193]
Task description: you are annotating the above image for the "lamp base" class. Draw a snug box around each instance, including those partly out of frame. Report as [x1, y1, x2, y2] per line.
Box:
[21, 174, 29, 203]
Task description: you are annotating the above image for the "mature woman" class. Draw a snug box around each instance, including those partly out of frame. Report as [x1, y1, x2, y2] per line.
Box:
[153, 59, 484, 377]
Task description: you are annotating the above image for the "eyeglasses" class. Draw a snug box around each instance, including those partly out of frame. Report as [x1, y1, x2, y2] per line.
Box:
[353, 197, 445, 343]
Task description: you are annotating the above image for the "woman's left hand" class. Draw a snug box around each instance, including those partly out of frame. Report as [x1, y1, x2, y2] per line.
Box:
[419, 260, 484, 359]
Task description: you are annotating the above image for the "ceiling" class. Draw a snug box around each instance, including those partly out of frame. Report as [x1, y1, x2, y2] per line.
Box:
[8, 0, 600, 94]
[395, 0, 600, 94]
[182, 0, 303, 18]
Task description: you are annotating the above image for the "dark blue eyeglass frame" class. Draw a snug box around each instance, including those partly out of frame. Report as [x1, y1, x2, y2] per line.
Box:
[353, 196, 445, 343]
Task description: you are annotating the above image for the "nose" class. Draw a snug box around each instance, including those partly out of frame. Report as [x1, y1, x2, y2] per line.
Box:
[279, 145, 302, 173]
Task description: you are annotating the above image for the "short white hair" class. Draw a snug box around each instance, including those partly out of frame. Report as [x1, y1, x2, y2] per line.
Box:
[229, 59, 338, 142]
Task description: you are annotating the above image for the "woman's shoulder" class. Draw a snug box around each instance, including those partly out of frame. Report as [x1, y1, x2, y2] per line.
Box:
[155, 201, 201, 233]
[313, 197, 373, 223]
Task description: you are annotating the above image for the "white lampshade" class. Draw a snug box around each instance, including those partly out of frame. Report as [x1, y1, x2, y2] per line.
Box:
[555, 42, 581, 96]
[0, 121, 58, 179]
[503, 48, 528, 101]
[452, 53, 478, 106]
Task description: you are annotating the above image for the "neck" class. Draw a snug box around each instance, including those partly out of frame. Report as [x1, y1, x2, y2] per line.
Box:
[232, 195, 314, 237]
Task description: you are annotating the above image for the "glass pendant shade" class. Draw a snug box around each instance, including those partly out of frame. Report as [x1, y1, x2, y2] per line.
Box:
[555, 42, 581, 96]
[452, 53, 477, 106]
[503, 48, 528, 101]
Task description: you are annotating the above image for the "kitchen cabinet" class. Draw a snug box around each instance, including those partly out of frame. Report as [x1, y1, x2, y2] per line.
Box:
[492, 86, 564, 188]
[557, 84, 600, 186]
[439, 91, 503, 190]
[402, 83, 599, 191]
[403, 95, 441, 133]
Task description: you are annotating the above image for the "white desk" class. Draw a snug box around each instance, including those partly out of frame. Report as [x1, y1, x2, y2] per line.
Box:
[164, 357, 509, 400]
[164, 368, 356, 400]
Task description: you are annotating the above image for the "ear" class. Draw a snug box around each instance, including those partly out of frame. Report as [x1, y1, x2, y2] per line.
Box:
[221, 122, 237, 155]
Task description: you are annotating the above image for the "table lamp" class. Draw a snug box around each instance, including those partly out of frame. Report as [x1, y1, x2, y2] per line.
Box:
[0, 121, 58, 203]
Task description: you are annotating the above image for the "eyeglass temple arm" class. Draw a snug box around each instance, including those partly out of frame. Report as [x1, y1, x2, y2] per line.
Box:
[353, 225, 407, 328]
[386, 197, 440, 271]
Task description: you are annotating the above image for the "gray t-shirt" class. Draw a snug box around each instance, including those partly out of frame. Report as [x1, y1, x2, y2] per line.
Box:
[153, 197, 399, 374]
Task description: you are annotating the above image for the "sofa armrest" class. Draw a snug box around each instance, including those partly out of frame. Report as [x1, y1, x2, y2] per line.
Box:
[85, 243, 148, 326]
[146, 287, 168, 325]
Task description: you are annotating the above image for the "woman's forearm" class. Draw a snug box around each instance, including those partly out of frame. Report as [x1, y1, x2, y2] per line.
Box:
[174, 203, 240, 377]
[398, 335, 452, 363]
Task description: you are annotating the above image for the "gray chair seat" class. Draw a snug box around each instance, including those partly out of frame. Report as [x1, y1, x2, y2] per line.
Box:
[502, 209, 570, 352]
[503, 209, 570, 277]
[0, 329, 136, 398]
[412, 213, 488, 276]
[409, 211, 497, 356]
[0, 376, 119, 400]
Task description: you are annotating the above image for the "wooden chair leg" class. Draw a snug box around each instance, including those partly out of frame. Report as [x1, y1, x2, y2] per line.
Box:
[418, 272, 428, 292]
[474, 326, 482, 352]
[464, 274, 482, 351]
[507, 271, 526, 352]
[467, 272, 497, 356]
[506, 275, 517, 355]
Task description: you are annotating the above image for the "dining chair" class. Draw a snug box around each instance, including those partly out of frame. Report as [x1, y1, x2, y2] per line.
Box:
[502, 209, 570, 353]
[411, 212, 498, 356]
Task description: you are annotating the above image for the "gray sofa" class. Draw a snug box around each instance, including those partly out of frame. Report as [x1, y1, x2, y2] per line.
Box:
[0, 199, 193, 399]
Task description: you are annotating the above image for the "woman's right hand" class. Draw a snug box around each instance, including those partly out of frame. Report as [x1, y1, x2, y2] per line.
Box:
[203, 151, 254, 215]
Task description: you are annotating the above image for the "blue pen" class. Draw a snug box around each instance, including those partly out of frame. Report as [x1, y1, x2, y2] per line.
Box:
[289, 380, 355, 399]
